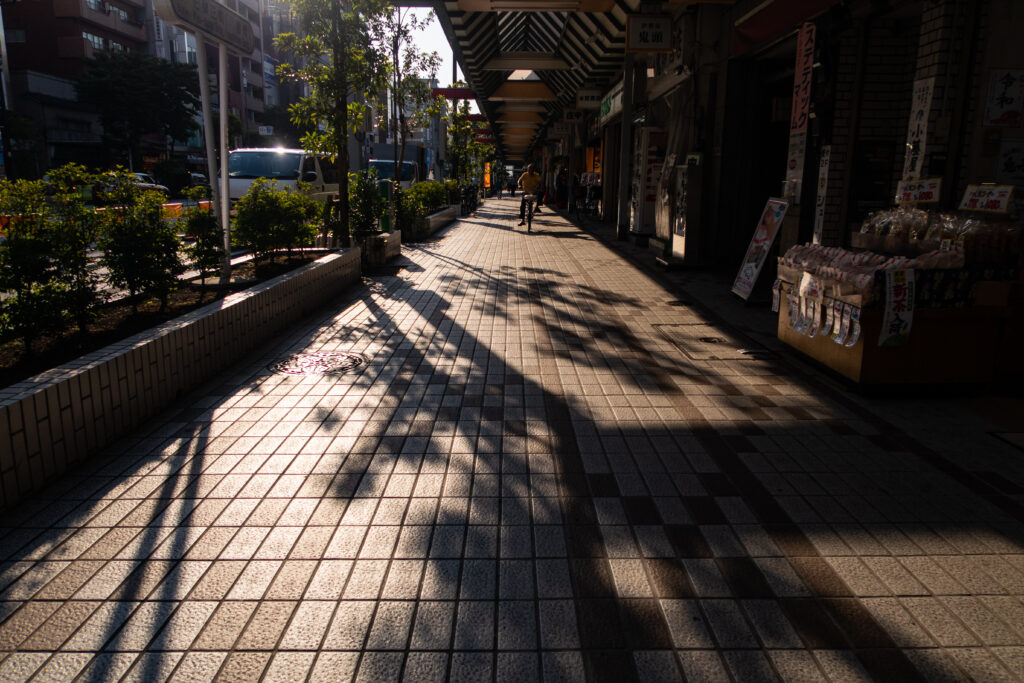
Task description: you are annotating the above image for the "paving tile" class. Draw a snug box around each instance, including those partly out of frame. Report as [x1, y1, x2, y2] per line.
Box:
[193, 600, 257, 650]
[307, 652, 359, 683]
[402, 652, 448, 683]
[410, 600, 456, 649]
[279, 600, 336, 649]
[322, 600, 375, 649]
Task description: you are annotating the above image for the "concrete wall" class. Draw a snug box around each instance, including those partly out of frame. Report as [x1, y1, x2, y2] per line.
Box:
[0, 249, 362, 511]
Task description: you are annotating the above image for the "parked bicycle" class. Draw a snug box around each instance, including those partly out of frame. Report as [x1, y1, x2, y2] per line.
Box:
[460, 184, 478, 215]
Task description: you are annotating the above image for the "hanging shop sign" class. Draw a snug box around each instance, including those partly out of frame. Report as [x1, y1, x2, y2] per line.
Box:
[784, 22, 815, 204]
[879, 269, 915, 347]
[895, 177, 941, 205]
[577, 89, 602, 110]
[983, 69, 1024, 128]
[627, 14, 673, 53]
[563, 109, 585, 123]
[599, 80, 624, 126]
[812, 145, 830, 244]
[959, 184, 1014, 213]
[153, 0, 254, 55]
[732, 198, 789, 300]
[902, 77, 935, 180]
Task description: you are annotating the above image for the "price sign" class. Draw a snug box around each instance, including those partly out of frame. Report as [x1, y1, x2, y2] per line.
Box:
[959, 185, 1014, 213]
[895, 178, 941, 204]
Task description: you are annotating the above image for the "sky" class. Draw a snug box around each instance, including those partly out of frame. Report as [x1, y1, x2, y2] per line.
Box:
[408, 8, 463, 87]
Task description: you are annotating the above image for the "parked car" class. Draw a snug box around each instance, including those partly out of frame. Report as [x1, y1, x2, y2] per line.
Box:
[131, 173, 169, 194]
[227, 148, 340, 203]
[93, 172, 169, 204]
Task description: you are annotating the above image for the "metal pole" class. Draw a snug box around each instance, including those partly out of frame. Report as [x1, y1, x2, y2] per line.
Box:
[219, 43, 231, 284]
[616, 52, 634, 241]
[0, 8, 14, 179]
[195, 37, 226, 280]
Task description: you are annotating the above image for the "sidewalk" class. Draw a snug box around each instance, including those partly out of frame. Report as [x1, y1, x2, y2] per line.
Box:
[1, 197, 1024, 682]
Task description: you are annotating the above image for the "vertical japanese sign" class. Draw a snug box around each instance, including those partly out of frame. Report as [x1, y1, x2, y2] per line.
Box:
[983, 69, 1024, 128]
[812, 145, 830, 244]
[902, 77, 935, 180]
[732, 198, 789, 300]
[785, 22, 816, 204]
[879, 269, 915, 346]
[997, 139, 1024, 186]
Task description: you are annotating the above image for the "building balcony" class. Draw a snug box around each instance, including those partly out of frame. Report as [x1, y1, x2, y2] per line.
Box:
[244, 91, 264, 113]
[53, 0, 147, 43]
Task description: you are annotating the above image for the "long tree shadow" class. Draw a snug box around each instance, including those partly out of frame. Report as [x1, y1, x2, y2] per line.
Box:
[1, 210, 1024, 681]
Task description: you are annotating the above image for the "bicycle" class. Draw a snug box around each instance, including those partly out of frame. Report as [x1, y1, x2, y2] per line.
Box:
[523, 193, 537, 232]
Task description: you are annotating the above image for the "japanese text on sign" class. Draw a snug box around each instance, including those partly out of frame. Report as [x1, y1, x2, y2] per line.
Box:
[627, 15, 673, 53]
[879, 269, 915, 347]
[902, 78, 935, 179]
[959, 185, 1014, 213]
[895, 178, 941, 205]
[984, 69, 1024, 128]
[789, 23, 816, 133]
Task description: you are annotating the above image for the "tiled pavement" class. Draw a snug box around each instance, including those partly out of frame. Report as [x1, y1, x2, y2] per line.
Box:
[2, 198, 1024, 682]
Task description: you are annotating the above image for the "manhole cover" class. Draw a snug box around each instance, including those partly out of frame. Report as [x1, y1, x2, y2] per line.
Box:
[270, 351, 367, 375]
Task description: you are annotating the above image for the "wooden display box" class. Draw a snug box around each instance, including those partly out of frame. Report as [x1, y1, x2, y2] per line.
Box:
[777, 283, 1002, 386]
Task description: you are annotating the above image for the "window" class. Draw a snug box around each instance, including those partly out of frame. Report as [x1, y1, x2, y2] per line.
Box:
[110, 41, 125, 52]
[85, 0, 103, 11]
[82, 32, 104, 50]
[6, 29, 25, 43]
[227, 150, 302, 179]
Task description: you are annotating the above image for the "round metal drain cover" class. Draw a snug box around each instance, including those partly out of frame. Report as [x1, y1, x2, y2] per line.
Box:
[699, 336, 727, 344]
[270, 351, 367, 376]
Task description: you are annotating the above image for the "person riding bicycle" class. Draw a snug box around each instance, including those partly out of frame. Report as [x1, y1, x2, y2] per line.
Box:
[517, 164, 542, 226]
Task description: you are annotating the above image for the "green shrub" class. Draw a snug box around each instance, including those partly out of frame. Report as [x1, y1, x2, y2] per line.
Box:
[44, 163, 102, 334]
[233, 178, 319, 264]
[406, 180, 447, 216]
[0, 178, 69, 350]
[182, 186, 222, 286]
[98, 170, 183, 310]
[348, 169, 385, 241]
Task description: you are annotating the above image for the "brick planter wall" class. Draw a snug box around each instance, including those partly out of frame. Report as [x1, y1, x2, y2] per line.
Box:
[0, 248, 362, 511]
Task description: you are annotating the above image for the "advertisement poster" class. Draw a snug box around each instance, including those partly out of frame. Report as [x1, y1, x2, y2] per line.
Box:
[959, 185, 1014, 213]
[732, 198, 789, 300]
[879, 269, 915, 346]
[984, 69, 1024, 128]
[902, 77, 935, 180]
[785, 23, 816, 203]
[895, 178, 942, 205]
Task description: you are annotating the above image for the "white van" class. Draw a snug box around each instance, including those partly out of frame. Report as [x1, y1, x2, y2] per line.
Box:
[227, 148, 340, 202]
[367, 159, 419, 190]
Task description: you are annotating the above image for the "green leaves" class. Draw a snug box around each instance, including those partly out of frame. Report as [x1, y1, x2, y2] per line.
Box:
[75, 52, 200, 168]
[233, 179, 320, 262]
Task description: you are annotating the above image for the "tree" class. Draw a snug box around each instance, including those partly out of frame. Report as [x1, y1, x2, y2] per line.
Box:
[76, 52, 200, 169]
[447, 94, 495, 185]
[274, 0, 389, 245]
[98, 170, 183, 311]
[0, 179, 67, 352]
[370, 7, 442, 229]
[45, 164, 103, 334]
